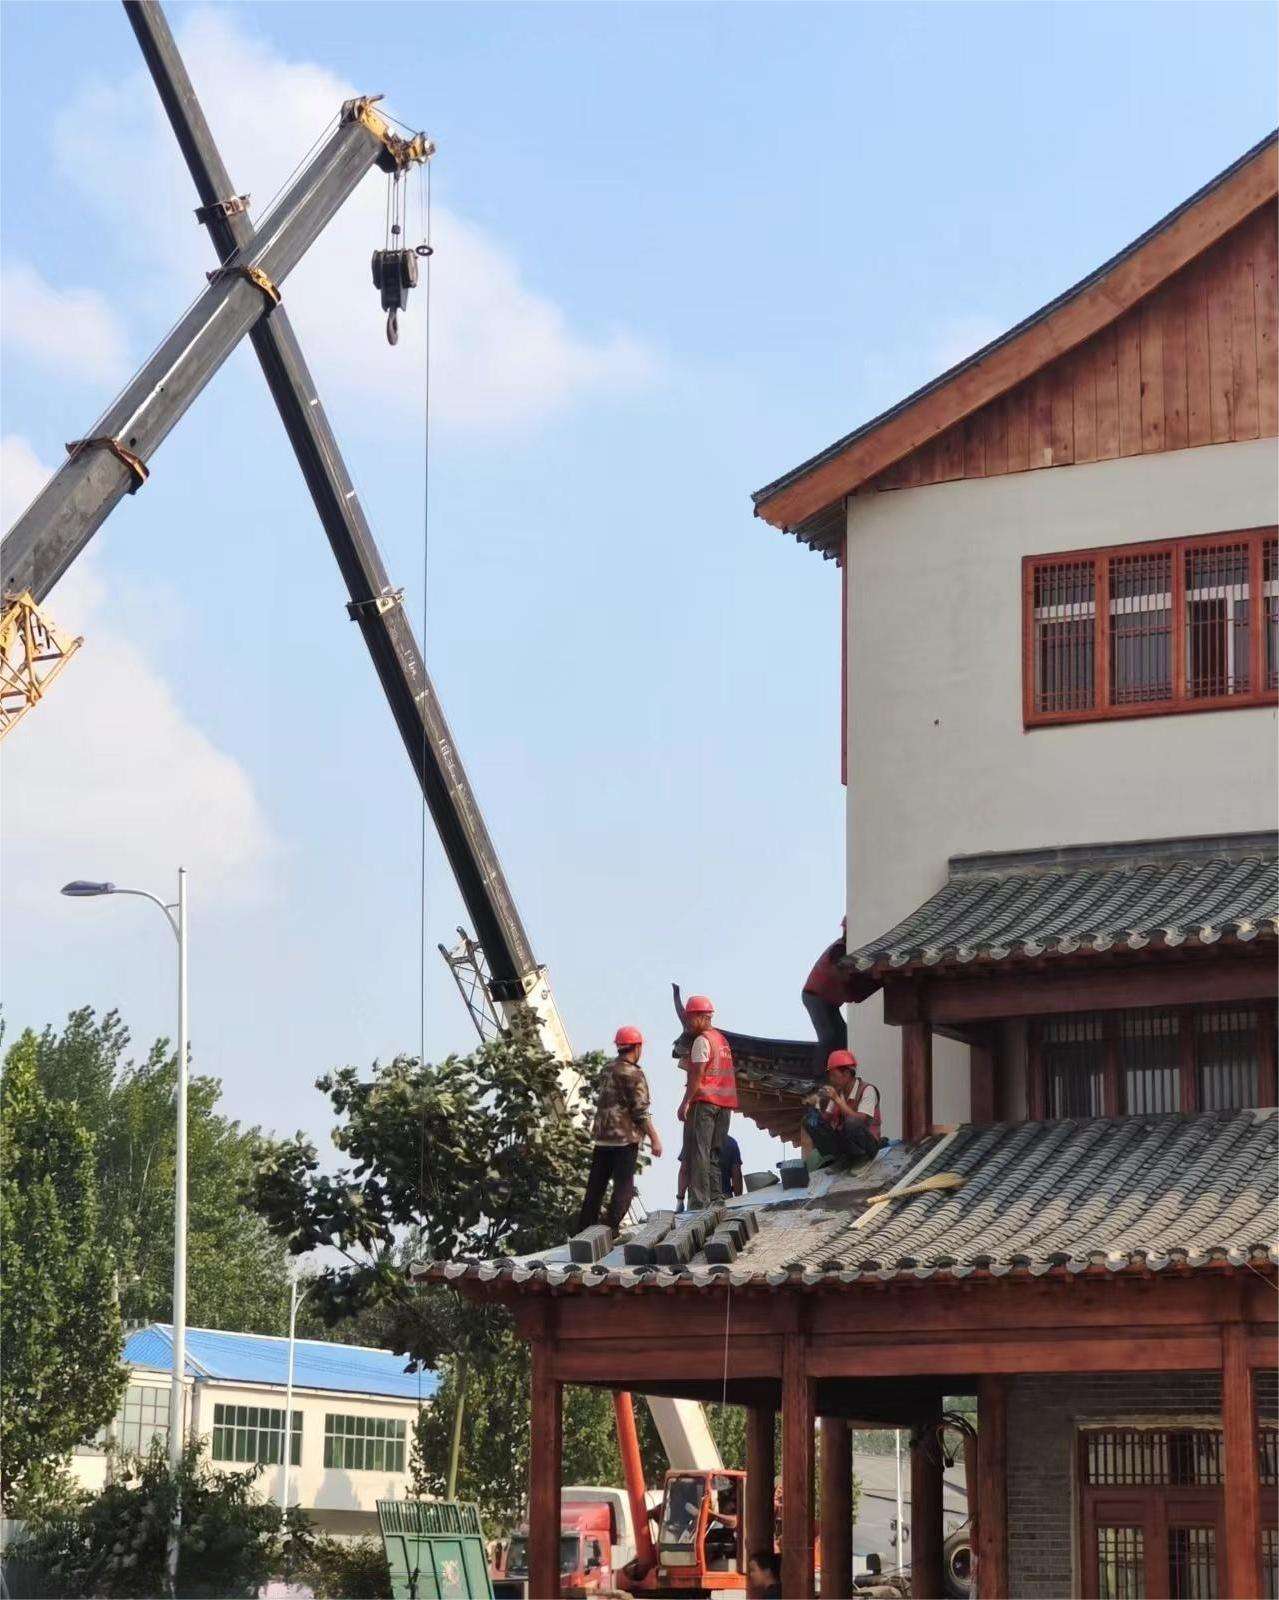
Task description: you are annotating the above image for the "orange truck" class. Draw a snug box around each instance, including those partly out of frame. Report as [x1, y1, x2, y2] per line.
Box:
[491, 1489, 637, 1599]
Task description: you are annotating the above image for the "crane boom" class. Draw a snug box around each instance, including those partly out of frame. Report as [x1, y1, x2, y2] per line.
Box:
[0, 101, 426, 605]
[119, 0, 571, 1062]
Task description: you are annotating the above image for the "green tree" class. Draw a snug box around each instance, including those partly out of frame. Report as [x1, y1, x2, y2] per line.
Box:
[19, 1008, 292, 1332]
[4, 1441, 309, 1598]
[0, 1039, 128, 1511]
[250, 1023, 614, 1505]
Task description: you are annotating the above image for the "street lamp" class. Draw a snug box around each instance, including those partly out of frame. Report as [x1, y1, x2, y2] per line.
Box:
[280, 1274, 315, 1517]
[62, 869, 188, 1593]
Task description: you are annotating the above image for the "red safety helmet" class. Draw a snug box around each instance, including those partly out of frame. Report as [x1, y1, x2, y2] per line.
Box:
[684, 994, 715, 1016]
[614, 1025, 644, 1049]
[826, 1048, 858, 1074]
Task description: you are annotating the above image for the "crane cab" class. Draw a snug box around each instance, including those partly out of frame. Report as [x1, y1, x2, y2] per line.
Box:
[623, 1469, 747, 1596]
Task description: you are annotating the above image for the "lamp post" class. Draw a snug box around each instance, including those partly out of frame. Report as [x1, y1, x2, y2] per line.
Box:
[279, 1274, 314, 1516]
[62, 869, 188, 1593]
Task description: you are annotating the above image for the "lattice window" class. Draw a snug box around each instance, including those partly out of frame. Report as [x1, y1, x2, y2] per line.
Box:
[1024, 528, 1277, 726]
[78, 1382, 171, 1457]
[1097, 1526, 1146, 1598]
[1168, 1525, 1217, 1599]
[1085, 1430, 1223, 1487]
[1029, 1004, 1275, 1120]
[211, 1403, 301, 1467]
[1264, 1528, 1278, 1600]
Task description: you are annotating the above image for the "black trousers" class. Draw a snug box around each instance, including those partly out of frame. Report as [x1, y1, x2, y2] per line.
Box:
[577, 1143, 639, 1232]
[802, 989, 848, 1072]
[803, 1107, 880, 1163]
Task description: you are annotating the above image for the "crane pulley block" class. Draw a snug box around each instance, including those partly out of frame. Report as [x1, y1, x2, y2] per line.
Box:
[371, 248, 418, 344]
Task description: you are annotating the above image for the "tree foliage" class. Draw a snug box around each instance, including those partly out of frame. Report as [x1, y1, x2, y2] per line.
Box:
[17, 1008, 293, 1332]
[299, 1534, 392, 1599]
[4, 1442, 309, 1599]
[0, 1039, 127, 1511]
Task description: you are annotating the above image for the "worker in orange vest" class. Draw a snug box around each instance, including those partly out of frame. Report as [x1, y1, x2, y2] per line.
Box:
[803, 1048, 882, 1163]
[678, 995, 738, 1211]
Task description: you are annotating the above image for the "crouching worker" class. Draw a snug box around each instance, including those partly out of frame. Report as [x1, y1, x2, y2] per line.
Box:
[802, 1048, 883, 1164]
[578, 1026, 663, 1232]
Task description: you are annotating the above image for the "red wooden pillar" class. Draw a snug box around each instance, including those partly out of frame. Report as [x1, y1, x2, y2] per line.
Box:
[910, 1406, 945, 1600]
[969, 1039, 997, 1126]
[975, 1377, 1008, 1599]
[746, 1403, 777, 1595]
[782, 1333, 815, 1599]
[529, 1340, 563, 1600]
[902, 1023, 933, 1142]
[820, 1417, 853, 1599]
[1221, 1324, 1261, 1600]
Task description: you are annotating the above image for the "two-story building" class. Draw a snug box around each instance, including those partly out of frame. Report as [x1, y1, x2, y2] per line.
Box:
[73, 1324, 435, 1538]
[427, 134, 1276, 1600]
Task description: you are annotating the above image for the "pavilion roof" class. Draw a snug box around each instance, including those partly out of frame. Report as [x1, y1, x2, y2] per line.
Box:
[423, 1106, 1277, 1294]
[846, 832, 1277, 979]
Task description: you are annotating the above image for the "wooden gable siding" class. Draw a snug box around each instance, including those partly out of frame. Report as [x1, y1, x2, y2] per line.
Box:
[869, 204, 1277, 493]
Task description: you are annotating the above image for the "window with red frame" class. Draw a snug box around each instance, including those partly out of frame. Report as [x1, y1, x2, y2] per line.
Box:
[1027, 1002, 1278, 1121]
[1024, 528, 1278, 727]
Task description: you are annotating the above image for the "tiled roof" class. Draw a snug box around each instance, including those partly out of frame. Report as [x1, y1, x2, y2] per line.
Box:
[847, 834, 1277, 977]
[429, 1108, 1278, 1292]
[124, 1325, 435, 1401]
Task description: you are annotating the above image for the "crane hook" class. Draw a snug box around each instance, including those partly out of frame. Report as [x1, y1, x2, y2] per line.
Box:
[386, 307, 400, 346]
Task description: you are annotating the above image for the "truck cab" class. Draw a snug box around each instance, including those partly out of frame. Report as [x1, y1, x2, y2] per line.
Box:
[624, 1469, 747, 1596]
[492, 1496, 617, 1598]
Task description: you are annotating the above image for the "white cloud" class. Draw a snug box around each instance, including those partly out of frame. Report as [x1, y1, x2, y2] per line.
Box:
[0, 262, 130, 387]
[1, 436, 277, 909]
[52, 8, 656, 432]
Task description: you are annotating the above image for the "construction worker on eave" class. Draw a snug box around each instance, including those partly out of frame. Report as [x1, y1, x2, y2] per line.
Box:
[802, 1048, 883, 1165]
[678, 995, 738, 1212]
[578, 1026, 663, 1232]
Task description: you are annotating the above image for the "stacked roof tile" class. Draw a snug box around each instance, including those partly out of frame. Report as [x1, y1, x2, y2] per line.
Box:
[429, 1107, 1278, 1293]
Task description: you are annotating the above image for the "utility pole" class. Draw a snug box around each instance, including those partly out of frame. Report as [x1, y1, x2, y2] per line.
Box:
[1, 99, 428, 603]
[121, 0, 551, 1015]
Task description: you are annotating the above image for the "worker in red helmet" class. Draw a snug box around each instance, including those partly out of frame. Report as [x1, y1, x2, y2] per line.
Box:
[577, 1026, 663, 1232]
[802, 917, 878, 1070]
[802, 1047, 882, 1165]
[678, 995, 738, 1211]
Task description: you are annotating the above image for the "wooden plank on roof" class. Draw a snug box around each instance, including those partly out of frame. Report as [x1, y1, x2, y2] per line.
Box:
[1005, 382, 1030, 471]
[1118, 315, 1143, 456]
[1256, 212, 1279, 437]
[1208, 242, 1236, 441]
[1162, 279, 1189, 452]
[1140, 296, 1165, 452]
[1231, 222, 1260, 438]
[1185, 256, 1213, 446]
[1051, 360, 1075, 464]
[964, 412, 986, 478]
[754, 142, 1278, 527]
[1030, 370, 1055, 467]
[1095, 325, 1120, 459]
[1074, 344, 1098, 463]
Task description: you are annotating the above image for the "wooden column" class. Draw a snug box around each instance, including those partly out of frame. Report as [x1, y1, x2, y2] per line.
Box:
[820, 1417, 853, 1599]
[1221, 1323, 1261, 1600]
[745, 1403, 776, 1595]
[969, 1039, 997, 1125]
[910, 1406, 945, 1600]
[529, 1340, 563, 1600]
[902, 1023, 933, 1142]
[975, 1377, 1008, 1600]
[782, 1333, 815, 1600]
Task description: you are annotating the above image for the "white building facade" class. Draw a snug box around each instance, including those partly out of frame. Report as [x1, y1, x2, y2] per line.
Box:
[73, 1324, 434, 1538]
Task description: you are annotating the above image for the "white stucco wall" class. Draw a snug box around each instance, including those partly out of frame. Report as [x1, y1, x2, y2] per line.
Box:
[844, 437, 1279, 1136]
[70, 1370, 422, 1536]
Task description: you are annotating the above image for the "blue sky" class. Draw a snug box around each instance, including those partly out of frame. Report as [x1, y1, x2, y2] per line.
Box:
[3, 0, 1275, 1207]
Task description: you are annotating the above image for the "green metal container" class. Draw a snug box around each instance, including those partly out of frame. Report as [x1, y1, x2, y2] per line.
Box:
[377, 1500, 495, 1600]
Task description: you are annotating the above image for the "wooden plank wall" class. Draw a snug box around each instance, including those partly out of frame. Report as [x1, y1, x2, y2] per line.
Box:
[871, 203, 1277, 492]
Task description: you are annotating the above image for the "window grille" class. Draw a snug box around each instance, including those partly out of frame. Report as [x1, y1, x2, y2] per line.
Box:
[1167, 1525, 1217, 1599]
[80, 1383, 170, 1456]
[1196, 1007, 1261, 1110]
[1024, 528, 1277, 726]
[1085, 1430, 1223, 1487]
[1097, 1526, 1146, 1599]
[1030, 1003, 1272, 1119]
[323, 1412, 407, 1473]
[1264, 1528, 1278, 1600]
[1260, 1426, 1278, 1487]
[211, 1403, 301, 1467]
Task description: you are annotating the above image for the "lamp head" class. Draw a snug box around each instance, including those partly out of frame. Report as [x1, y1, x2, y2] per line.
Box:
[61, 880, 116, 897]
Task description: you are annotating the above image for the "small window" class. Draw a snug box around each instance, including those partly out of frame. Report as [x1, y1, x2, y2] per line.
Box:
[211, 1403, 301, 1467]
[322, 1413, 407, 1472]
[1024, 529, 1277, 726]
